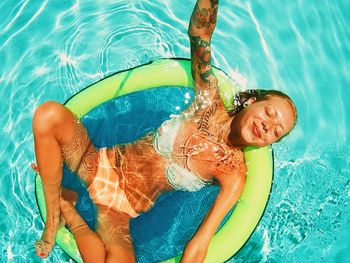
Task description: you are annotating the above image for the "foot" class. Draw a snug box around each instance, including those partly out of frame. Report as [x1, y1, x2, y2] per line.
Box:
[35, 207, 61, 258]
[35, 231, 55, 258]
[35, 189, 78, 258]
[33, 162, 58, 258]
[36, 212, 71, 257]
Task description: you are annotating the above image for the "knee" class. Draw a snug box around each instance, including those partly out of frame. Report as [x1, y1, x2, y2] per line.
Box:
[32, 101, 66, 135]
[105, 245, 135, 263]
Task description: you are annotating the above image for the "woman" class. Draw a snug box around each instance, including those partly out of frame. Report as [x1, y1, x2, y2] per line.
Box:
[33, 0, 297, 262]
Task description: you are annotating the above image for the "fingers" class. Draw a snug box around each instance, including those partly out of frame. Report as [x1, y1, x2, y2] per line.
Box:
[31, 162, 39, 173]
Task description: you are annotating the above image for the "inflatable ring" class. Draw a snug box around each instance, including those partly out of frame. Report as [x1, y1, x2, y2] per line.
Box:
[35, 58, 273, 263]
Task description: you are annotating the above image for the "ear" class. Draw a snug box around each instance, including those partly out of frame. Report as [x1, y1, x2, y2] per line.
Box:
[245, 97, 256, 106]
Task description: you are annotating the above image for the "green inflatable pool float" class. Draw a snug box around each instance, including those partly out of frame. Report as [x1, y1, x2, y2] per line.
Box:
[35, 58, 273, 263]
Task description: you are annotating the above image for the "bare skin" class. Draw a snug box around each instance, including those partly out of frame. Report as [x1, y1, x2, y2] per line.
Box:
[33, 0, 296, 261]
[33, 101, 75, 258]
[32, 101, 170, 261]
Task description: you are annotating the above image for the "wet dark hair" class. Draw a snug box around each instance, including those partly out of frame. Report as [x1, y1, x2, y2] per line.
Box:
[228, 89, 296, 117]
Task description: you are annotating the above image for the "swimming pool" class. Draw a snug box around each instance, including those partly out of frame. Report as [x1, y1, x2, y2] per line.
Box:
[0, 0, 349, 262]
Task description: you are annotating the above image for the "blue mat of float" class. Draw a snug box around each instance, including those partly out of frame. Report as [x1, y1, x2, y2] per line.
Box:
[61, 87, 231, 262]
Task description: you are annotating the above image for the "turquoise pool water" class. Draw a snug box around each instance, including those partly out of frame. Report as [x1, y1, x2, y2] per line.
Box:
[1, 0, 349, 262]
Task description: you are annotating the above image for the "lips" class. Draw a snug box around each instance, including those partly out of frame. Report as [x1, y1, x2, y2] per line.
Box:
[252, 122, 261, 138]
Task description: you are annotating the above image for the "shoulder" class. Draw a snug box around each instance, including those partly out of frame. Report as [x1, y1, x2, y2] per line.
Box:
[212, 147, 246, 187]
[191, 86, 229, 126]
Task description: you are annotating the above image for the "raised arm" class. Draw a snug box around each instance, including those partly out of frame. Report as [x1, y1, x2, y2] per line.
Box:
[188, 0, 219, 96]
[188, 0, 228, 121]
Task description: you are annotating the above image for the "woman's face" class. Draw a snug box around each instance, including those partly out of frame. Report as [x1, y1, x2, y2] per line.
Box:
[230, 96, 296, 147]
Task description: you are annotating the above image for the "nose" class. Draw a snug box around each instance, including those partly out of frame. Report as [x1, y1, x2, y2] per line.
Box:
[262, 120, 273, 133]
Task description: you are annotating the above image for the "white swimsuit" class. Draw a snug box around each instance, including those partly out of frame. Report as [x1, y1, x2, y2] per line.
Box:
[152, 117, 212, 191]
[88, 148, 139, 217]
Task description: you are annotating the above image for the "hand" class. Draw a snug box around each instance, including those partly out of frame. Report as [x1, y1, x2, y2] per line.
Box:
[180, 237, 209, 263]
[31, 162, 39, 173]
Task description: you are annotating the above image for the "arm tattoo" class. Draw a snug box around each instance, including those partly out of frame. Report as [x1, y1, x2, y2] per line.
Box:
[190, 36, 217, 87]
[190, 1, 218, 29]
[188, 0, 221, 129]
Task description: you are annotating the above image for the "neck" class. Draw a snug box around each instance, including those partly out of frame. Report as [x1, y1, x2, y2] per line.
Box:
[225, 117, 244, 149]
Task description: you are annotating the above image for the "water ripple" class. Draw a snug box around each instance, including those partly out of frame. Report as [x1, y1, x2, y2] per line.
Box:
[0, 0, 49, 50]
[1, 0, 350, 262]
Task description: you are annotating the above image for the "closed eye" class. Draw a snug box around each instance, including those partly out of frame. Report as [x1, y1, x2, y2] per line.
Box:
[274, 127, 283, 138]
[265, 105, 276, 118]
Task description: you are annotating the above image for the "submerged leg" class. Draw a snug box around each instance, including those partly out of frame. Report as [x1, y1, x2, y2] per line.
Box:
[60, 196, 106, 263]
[32, 101, 93, 258]
[97, 206, 136, 263]
[61, 199, 136, 263]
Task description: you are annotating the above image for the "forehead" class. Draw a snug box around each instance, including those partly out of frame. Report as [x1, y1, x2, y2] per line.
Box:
[259, 96, 296, 132]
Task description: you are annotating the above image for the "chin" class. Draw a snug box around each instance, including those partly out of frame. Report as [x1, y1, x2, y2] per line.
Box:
[239, 130, 254, 147]
[245, 137, 265, 147]
[246, 141, 261, 147]
[256, 141, 270, 147]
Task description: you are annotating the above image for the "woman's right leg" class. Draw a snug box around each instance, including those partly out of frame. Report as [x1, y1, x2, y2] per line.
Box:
[32, 101, 97, 258]
[60, 197, 136, 263]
